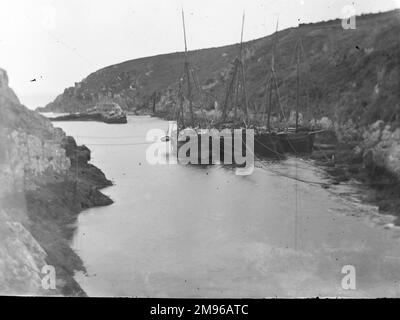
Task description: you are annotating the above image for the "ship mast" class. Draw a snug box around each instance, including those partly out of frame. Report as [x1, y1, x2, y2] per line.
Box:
[239, 11, 245, 58]
[181, 8, 194, 126]
[221, 11, 249, 124]
[296, 40, 300, 132]
[266, 18, 279, 131]
[294, 37, 305, 132]
[239, 11, 249, 123]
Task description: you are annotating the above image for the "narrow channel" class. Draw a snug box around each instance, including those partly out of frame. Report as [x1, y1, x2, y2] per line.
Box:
[54, 115, 400, 298]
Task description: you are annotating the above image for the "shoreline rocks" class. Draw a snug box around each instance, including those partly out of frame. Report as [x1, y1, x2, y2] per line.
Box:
[310, 118, 400, 224]
[361, 121, 400, 178]
[48, 103, 127, 124]
[0, 68, 113, 296]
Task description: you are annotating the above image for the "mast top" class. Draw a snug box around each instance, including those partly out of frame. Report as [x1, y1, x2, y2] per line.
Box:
[181, 8, 188, 61]
[271, 17, 279, 72]
[239, 11, 245, 60]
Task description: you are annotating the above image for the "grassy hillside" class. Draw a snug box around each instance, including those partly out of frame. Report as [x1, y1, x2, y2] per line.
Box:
[40, 9, 400, 129]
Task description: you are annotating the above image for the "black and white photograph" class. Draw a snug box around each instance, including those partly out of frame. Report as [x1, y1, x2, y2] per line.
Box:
[1, 0, 400, 307]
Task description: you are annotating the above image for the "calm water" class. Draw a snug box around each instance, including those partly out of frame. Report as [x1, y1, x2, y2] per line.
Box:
[53, 115, 400, 297]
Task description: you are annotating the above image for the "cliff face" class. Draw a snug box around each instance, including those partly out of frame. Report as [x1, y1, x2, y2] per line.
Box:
[0, 68, 113, 296]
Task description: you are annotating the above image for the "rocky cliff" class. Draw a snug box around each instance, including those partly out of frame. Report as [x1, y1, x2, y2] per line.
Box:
[0, 68, 113, 296]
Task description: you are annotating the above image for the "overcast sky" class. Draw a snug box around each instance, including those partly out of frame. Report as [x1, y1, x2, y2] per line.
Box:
[0, 0, 399, 109]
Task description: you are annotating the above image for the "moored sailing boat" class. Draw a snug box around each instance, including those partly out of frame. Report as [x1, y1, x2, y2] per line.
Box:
[170, 9, 244, 165]
[253, 19, 286, 159]
[276, 38, 315, 154]
[218, 13, 282, 159]
[261, 31, 317, 155]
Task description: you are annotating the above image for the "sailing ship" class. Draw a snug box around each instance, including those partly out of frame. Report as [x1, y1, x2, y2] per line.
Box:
[253, 19, 285, 159]
[275, 38, 316, 154]
[170, 12, 318, 164]
[216, 13, 284, 160]
[169, 9, 236, 165]
[258, 24, 317, 155]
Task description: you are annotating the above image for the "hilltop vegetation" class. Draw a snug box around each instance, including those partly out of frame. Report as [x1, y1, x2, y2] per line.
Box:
[39, 10, 400, 129]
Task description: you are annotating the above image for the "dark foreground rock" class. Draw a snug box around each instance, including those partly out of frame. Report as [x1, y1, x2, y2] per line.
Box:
[23, 137, 113, 296]
[0, 68, 113, 296]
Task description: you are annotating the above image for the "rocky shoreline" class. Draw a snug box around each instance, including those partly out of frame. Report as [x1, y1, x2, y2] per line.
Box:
[0, 68, 113, 296]
[311, 128, 400, 225]
[23, 136, 113, 296]
[1, 137, 113, 296]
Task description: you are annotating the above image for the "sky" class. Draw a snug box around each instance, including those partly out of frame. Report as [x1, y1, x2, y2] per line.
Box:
[0, 0, 399, 109]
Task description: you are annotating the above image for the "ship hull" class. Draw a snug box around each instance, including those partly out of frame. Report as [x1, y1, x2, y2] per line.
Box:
[277, 132, 314, 154]
[170, 129, 248, 165]
[254, 133, 284, 158]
